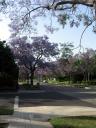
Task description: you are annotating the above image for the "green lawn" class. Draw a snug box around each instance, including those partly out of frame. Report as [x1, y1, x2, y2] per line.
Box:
[0, 123, 8, 128]
[0, 106, 14, 128]
[50, 116, 96, 128]
[0, 106, 14, 115]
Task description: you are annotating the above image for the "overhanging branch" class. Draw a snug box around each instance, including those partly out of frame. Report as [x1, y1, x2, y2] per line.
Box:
[54, 0, 94, 9]
[72, 21, 94, 52]
[23, 0, 94, 18]
[80, 21, 93, 49]
[23, 5, 50, 21]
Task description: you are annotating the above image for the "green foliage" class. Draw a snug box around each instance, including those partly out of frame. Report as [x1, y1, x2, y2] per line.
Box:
[60, 42, 74, 59]
[56, 76, 70, 82]
[72, 73, 84, 83]
[50, 116, 96, 128]
[0, 72, 17, 89]
[0, 106, 14, 115]
[55, 48, 96, 87]
[0, 41, 18, 90]
[58, 14, 70, 28]
[20, 84, 40, 90]
[0, 123, 8, 128]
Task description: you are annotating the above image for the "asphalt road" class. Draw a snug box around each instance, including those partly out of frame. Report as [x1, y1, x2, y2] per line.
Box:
[0, 85, 96, 107]
[0, 90, 76, 101]
[0, 85, 96, 100]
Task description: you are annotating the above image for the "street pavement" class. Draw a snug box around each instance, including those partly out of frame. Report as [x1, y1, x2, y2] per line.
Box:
[0, 85, 96, 127]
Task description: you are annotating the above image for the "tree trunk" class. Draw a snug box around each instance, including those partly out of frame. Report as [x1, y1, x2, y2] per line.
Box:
[88, 72, 90, 81]
[69, 73, 71, 84]
[30, 70, 34, 86]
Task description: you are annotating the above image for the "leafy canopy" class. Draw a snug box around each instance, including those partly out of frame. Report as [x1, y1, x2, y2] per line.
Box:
[0, 0, 96, 35]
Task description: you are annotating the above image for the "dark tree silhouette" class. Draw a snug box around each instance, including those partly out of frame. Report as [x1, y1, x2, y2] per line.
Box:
[0, 41, 18, 90]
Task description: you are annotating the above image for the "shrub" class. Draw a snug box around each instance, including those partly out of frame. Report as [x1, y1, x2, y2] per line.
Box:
[0, 72, 18, 90]
[56, 76, 70, 82]
[72, 73, 84, 83]
[0, 41, 19, 90]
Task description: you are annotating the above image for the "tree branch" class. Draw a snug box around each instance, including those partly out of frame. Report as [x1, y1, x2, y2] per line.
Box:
[54, 6, 73, 10]
[33, 54, 43, 68]
[23, 5, 50, 20]
[23, 61, 30, 70]
[79, 21, 93, 52]
[23, 0, 94, 18]
[54, 0, 94, 9]
[72, 21, 94, 52]
[51, 0, 56, 6]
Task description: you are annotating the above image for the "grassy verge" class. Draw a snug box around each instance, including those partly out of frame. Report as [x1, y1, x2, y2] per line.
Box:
[50, 116, 96, 128]
[0, 106, 14, 128]
[20, 83, 40, 90]
[0, 122, 9, 128]
[0, 123, 8, 128]
[0, 106, 14, 115]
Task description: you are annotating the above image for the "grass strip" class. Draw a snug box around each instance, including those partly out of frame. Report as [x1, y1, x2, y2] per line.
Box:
[0, 123, 8, 128]
[0, 106, 13, 115]
[50, 116, 96, 128]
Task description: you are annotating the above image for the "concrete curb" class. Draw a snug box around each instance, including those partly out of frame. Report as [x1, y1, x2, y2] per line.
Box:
[14, 96, 19, 110]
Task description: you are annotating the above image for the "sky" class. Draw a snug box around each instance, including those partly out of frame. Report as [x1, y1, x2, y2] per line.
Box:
[0, 16, 96, 54]
[0, 20, 11, 40]
[33, 17, 96, 53]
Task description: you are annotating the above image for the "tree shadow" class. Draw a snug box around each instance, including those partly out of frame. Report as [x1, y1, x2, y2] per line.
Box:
[8, 110, 54, 127]
[19, 98, 96, 108]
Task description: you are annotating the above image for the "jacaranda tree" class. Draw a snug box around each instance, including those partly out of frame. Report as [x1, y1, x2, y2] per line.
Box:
[11, 35, 59, 86]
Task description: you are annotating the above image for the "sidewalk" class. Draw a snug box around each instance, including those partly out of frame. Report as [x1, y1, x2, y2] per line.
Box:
[7, 102, 96, 128]
[7, 96, 53, 128]
[7, 99, 96, 128]
[8, 111, 53, 128]
[6, 88, 96, 128]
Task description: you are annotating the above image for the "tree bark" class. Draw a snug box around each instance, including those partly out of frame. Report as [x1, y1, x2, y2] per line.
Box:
[87, 72, 90, 81]
[30, 70, 34, 86]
